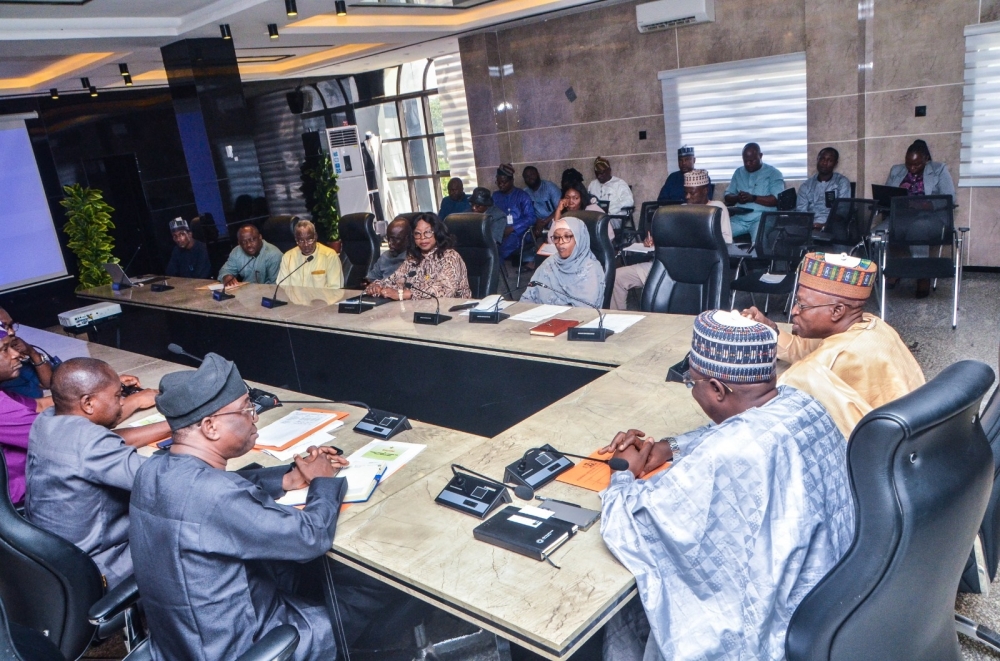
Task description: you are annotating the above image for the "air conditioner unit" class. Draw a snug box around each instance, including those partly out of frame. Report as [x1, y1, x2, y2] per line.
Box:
[636, 0, 714, 33]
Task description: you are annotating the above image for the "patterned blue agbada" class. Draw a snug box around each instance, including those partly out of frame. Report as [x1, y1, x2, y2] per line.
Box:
[601, 386, 854, 661]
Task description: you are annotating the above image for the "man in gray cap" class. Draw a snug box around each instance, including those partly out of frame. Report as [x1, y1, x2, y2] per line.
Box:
[129, 352, 351, 661]
[165, 217, 211, 279]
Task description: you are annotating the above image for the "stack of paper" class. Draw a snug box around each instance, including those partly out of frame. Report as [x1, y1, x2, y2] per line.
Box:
[254, 409, 349, 460]
[578, 314, 645, 334]
[509, 305, 571, 323]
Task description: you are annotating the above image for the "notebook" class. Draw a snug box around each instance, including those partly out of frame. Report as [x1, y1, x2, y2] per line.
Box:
[529, 319, 580, 337]
[472, 505, 576, 562]
[276, 461, 388, 506]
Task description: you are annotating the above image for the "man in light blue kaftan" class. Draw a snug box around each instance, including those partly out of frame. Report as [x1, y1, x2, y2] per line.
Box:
[600, 309, 855, 661]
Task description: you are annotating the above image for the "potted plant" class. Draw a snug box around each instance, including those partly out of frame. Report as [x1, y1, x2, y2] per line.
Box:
[302, 152, 342, 252]
[60, 183, 117, 291]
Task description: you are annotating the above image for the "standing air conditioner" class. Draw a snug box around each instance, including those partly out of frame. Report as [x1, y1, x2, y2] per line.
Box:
[636, 0, 714, 33]
[324, 126, 371, 215]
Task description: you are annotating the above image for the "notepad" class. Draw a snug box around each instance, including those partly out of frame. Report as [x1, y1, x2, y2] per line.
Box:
[276, 461, 388, 506]
[623, 243, 654, 254]
[529, 318, 580, 337]
[577, 314, 645, 334]
[347, 439, 425, 481]
[509, 305, 571, 323]
[254, 409, 349, 452]
[555, 449, 670, 492]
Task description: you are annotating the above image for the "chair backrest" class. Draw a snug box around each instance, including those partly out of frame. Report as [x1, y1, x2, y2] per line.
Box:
[0, 452, 103, 659]
[640, 205, 730, 314]
[338, 212, 377, 288]
[258, 215, 302, 253]
[566, 211, 616, 309]
[637, 201, 666, 236]
[0, 595, 64, 661]
[445, 212, 500, 298]
[786, 360, 996, 661]
[753, 212, 814, 267]
[824, 198, 878, 247]
[969, 384, 1000, 585]
[339, 253, 354, 289]
[888, 195, 955, 247]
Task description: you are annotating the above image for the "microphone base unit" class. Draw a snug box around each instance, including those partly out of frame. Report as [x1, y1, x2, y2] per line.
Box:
[469, 310, 509, 324]
[111, 282, 132, 291]
[435, 472, 511, 518]
[413, 312, 452, 325]
[338, 296, 390, 314]
[213, 290, 236, 301]
[151, 284, 174, 292]
[567, 327, 615, 342]
[248, 387, 281, 414]
[261, 297, 288, 309]
[353, 408, 411, 440]
[503, 444, 574, 492]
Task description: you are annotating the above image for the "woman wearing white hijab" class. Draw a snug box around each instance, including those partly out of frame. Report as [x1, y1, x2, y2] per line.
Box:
[521, 216, 605, 308]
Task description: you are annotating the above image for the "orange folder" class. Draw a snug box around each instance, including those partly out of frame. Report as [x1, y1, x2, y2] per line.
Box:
[253, 408, 350, 452]
[555, 449, 671, 492]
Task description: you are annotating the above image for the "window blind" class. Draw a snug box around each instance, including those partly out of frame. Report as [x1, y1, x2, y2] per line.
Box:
[658, 52, 807, 182]
[961, 23, 1000, 187]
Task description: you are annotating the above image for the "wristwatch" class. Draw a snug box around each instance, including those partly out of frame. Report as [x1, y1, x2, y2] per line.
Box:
[31, 351, 50, 367]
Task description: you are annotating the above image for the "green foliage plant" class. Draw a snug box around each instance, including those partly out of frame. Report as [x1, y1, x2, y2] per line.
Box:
[303, 152, 341, 242]
[59, 183, 117, 291]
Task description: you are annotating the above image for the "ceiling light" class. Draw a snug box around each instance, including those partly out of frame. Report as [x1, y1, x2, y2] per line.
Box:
[119, 63, 129, 77]
[268, 23, 279, 39]
[80, 77, 90, 89]
[50, 88, 59, 100]
[285, 0, 298, 16]
[220, 23, 232, 39]
[123, 73, 133, 87]
[336, 0, 347, 15]
[89, 86, 98, 97]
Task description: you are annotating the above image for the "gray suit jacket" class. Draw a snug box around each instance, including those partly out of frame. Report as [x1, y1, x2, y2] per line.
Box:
[885, 161, 956, 200]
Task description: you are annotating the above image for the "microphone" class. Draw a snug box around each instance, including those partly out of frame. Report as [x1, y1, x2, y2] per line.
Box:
[262, 255, 314, 308]
[547, 449, 629, 472]
[403, 274, 451, 325]
[468, 294, 508, 324]
[167, 343, 203, 363]
[527, 280, 614, 342]
[122, 245, 141, 275]
[215, 256, 257, 301]
[165, 344, 281, 414]
[451, 464, 534, 501]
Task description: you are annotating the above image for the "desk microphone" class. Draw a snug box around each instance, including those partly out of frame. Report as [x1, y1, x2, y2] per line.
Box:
[122, 245, 141, 274]
[215, 256, 257, 301]
[404, 274, 451, 325]
[165, 343, 281, 414]
[452, 464, 534, 501]
[542, 449, 629, 472]
[262, 255, 313, 308]
[468, 293, 508, 324]
[527, 281, 613, 342]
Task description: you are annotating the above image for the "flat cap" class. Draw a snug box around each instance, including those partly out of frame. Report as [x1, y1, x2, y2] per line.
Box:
[496, 163, 515, 179]
[156, 352, 248, 431]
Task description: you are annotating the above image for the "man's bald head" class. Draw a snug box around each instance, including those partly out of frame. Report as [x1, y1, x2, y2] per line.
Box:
[237, 225, 263, 257]
[52, 358, 119, 413]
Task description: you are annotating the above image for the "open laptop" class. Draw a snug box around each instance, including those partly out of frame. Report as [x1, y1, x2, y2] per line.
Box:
[103, 263, 160, 288]
[871, 184, 908, 209]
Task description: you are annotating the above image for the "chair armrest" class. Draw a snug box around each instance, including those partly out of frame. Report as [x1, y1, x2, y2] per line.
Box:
[88, 575, 140, 625]
[958, 227, 970, 233]
[235, 625, 300, 661]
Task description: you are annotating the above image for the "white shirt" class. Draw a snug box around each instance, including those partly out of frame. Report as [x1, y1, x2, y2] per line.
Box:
[588, 176, 634, 221]
[707, 200, 733, 244]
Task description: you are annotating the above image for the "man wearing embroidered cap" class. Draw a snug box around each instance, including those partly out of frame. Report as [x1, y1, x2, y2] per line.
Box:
[744, 251, 924, 438]
[657, 146, 715, 203]
[165, 217, 211, 279]
[599, 309, 853, 661]
[129, 352, 359, 660]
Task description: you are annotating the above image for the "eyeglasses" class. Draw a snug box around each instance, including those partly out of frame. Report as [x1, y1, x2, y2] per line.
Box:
[412, 230, 435, 239]
[682, 375, 733, 392]
[551, 234, 575, 245]
[792, 299, 839, 313]
[295, 236, 317, 246]
[209, 404, 259, 422]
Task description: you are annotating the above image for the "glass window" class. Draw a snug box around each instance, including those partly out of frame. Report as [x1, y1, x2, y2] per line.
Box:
[427, 94, 444, 133]
[315, 79, 346, 107]
[434, 136, 450, 172]
[383, 66, 399, 97]
[400, 60, 426, 95]
[382, 142, 407, 178]
[388, 180, 412, 213]
[424, 60, 437, 91]
[413, 178, 436, 212]
[377, 102, 401, 140]
[407, 140, 432, 176]
[401, 98, 426, 137]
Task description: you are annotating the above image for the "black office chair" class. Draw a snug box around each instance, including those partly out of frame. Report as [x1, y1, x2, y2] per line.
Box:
[258, 215, 303, 253]
[0, 596, 63, 661]
[639, 204, 730, 314]
[339, 212, 377, 288]
[567, 210, 616, 309]
[729, 211, 813, 315]
[786, 359, 996, 661]
[813, 198, 878, 258]
[875, 195, 968, 328]
[0, 453, 142, 660]
[121, 624, 300, 661]
[446, 212, 500, 298]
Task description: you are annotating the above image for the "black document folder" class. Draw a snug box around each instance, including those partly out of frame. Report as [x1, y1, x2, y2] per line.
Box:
[472, 506, 576, 561]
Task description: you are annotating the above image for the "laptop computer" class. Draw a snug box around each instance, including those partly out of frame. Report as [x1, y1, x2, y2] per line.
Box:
[871, 184, 908, 209]
[103, 263, 159, 288]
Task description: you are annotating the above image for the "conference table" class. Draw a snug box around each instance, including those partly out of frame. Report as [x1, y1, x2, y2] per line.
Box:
[73, 278, 710, 659]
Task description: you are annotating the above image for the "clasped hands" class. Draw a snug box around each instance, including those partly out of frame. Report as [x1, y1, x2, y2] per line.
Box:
[282, 446, 350, 492]
[598, 429, 673, 479]
[363, 283, 409, 300]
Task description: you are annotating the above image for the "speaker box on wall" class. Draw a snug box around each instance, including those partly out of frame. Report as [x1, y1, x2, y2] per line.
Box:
[286, 90, 305, 114]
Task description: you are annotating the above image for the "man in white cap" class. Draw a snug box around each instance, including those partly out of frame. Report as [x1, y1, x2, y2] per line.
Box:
[599, 309, 853, 661]
[611, 170, 731, 309]
[165, 217, 211, 279]
[588, 156, 634, 229]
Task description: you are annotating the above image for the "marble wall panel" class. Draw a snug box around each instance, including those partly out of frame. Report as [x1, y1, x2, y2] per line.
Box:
[865, 84, 964, 138]
[459, 34, 499, 138]
[676, 0, 806, 68]
[870, 0, 977, 92]
[863, 133, 961, 197]
[472, 133, 506, 170]
[808, 94, 859, 143]
[804, 0, 859, 98]
[969, 187, 1000, 266]
[983, 0, 1000, 23]
[506, 116, 666, 164]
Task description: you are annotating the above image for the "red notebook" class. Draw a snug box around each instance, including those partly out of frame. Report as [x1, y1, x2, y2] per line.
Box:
[530, 318, 580, 337]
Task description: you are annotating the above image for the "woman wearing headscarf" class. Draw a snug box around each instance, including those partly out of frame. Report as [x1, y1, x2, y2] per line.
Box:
[521, 216, 605, 308]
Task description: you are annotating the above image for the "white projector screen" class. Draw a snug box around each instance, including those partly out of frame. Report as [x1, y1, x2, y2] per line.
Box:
[0, 115, 69, 293]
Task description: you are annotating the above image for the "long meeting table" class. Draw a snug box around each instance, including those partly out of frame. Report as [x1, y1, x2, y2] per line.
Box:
[71, 278, 709, 659]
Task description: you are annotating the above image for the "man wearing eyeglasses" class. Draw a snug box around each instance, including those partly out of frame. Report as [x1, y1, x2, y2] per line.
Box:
[0, 307, 54, 398]
[743, 251, 924, 439]
[276, 219, 344, 289]
[599, 309, 853, 661]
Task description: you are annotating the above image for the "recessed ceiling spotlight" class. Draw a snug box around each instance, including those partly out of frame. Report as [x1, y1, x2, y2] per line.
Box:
[80, 77, 90, 89]
[285, 0, 298, 16]
[336, 0, 347, 15]
[50, 88, 59, 100]
[89, 86, 98, 97]
[119, 63, 129, 77]
[268, 23, 279, 39]
[220, 23, 232, 39]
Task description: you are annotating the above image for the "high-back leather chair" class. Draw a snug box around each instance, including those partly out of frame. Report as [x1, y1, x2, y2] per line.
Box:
[786, 360, 996, 661]
[640, 205, 730, 314]
[258, 215, 303, 254]
[0, 452, 104, 659]
[567, 210, 616, 309]
[0, 595, 63, 661]
[339, 212, 377, 288]
[445, 212, 500, 298]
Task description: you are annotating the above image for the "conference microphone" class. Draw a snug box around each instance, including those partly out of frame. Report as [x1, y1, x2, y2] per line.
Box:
[468, 293, 508, 325]
[452, 464, 535, 501]
[165, 343, 281, 414]
[214, 255, 257, 301]
[526, 280, 614, 342]
[122, 245, 141, 275]
[549, 449, 629, 472]
[434, 464, 527, 518]
[403, 272, 451, 325]
[262, 255, 314, 308]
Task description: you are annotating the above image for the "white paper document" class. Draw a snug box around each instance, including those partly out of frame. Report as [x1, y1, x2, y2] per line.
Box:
[277, 461, 387, 506]
[623, 243, 654, 254]
[459, 298, 515, 316]
[259, 420, 345, 461]
[127, 412, 166, 427]
[759, 273, 787, 284]
[255, 409, 343, 449]
[578, 314, 645, 334]
[509, 305, 571, 323]
[346, 439, 425, 481]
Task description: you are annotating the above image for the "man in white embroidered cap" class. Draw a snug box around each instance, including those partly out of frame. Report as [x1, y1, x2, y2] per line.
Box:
[598, 310, 854, 661]
[129, 353, 362, 661]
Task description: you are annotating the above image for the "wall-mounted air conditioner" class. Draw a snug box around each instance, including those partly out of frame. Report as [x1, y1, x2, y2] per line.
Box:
[636, 0, 714, 33]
